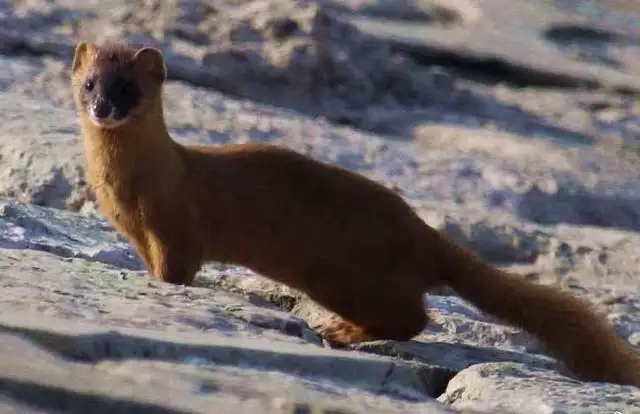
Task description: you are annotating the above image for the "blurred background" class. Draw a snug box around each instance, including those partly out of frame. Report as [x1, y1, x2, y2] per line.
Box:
[2, 0, 640, 215]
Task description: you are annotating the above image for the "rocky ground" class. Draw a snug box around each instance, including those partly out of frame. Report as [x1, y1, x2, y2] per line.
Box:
[1, 0, 640, 412]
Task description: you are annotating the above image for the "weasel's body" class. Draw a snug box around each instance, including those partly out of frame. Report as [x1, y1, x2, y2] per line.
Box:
[71, 41, 640, 387]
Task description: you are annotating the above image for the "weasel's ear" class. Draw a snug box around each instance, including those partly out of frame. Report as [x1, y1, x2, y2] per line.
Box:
[133, 47, 166, 84]
[72, 41, 92, 73]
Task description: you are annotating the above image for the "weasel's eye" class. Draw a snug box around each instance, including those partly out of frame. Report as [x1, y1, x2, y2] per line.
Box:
[84, 79, 95, 91]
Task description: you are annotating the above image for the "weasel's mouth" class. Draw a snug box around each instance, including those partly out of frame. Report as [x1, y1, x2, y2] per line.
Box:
[88, 113, 129, 129]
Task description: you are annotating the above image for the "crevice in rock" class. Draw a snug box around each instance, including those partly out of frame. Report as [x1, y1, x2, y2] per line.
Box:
[545, 23, 632, 44]
[324, 0, 467, 25]
[389, 41, 603, 90]
[0, 324, 441, 402]
[0, 377, 186, 414]
[261, 291, 300, 312]
[0, 40, 52, 58]
[431, 372, 456, 401]
[361, 346, 457, 399]
[350, 339, 559, 399]
[197, 274, 302, 313]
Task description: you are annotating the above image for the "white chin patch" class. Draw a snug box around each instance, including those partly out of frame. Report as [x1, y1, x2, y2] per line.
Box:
[89, 115, 128, 129]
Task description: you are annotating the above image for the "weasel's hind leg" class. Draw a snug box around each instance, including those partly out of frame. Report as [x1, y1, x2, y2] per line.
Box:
[314, 283, 429, 345]
[315, 314, 377, 346]
[358, 289, 429, 341]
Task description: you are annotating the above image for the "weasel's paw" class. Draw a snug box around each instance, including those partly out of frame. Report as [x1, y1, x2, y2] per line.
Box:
[315, 315, 374, 347]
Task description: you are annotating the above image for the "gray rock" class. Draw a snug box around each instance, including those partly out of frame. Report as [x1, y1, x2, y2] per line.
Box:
[0, 91, 89, 211]
[0, 200, 141, 270]
[1, 330, 444, 414]
[0, 312, 460, 413]
[439, 362, 640, 414]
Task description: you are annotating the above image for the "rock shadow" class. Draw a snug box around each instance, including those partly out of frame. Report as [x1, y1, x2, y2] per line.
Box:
[322, 0, 466, 25]
[517, 185, 640, 232]
[544, 23, 638, 69]
[0, 378, 185, 414]
[0, 1, 619, 148]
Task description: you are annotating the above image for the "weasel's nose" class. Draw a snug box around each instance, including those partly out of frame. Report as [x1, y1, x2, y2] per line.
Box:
[90, 98, 113, 120]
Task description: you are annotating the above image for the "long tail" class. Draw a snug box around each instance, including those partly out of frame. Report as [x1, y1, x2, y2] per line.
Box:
[432, 232, 640, 387]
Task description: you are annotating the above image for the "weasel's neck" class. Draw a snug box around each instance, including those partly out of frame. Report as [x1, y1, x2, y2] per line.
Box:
[80, 99, 182, 180]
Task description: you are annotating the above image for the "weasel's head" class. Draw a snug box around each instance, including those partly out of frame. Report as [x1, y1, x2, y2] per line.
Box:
[71, 41, 167, 130]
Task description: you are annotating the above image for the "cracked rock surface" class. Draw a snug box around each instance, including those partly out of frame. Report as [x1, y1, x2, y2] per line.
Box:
[1, 0, 640, 413]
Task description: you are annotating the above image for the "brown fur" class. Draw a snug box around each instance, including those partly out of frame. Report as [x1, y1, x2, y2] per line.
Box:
[71, 41, 640, 387]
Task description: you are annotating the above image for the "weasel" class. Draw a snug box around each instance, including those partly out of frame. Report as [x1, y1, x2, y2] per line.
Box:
[70, 41, 640, 387]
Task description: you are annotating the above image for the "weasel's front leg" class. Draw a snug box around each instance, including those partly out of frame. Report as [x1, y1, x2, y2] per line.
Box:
[124, 233, 154, 272]
[145, 231, 203, 286]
